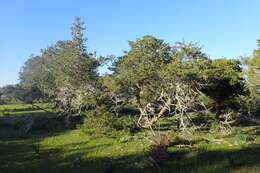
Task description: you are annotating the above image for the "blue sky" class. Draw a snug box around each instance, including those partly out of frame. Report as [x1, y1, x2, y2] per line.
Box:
[1, 0, 260, 87]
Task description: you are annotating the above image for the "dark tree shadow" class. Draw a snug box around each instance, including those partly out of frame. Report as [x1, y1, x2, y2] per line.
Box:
[1, 138, 260, 173]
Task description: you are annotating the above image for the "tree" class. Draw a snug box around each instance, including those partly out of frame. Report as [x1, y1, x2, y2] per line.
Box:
[20, 41, 69, 99]
[246, 39, 260, 99]
[163, 57, 247, 115]
[20, 55, 46, 88]
[103, 36, 209, 129]
[52, 17, 99, 112]
[106, 36, 248, 128]
[71, 16, 87, 53]
[0, 84, 44, 104]
[103, 35, 174, 128]
[20, 17, 100, 113]
[201, 59, 247, 114]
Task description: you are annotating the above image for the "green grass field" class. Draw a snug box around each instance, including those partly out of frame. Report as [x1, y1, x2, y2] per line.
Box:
[0, 103, 53, 118]
[1, 104, 260, 173]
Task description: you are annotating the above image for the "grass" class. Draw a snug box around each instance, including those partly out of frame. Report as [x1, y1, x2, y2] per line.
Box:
[0, 103, 51, 112]
[0, 103, 54, 118]
[1, 104, 260, 173]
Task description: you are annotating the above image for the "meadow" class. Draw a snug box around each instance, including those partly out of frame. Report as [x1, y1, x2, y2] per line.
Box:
[1, 104, 260, 173]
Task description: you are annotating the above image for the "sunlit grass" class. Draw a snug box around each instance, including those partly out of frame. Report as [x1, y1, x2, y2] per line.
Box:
[0, 103, 54, 118]
[1, 104, 260, 173]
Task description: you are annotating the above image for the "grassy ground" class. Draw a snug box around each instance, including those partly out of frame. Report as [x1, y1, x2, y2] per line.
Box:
[1, 104, 260, 173]
[0, 103, 53, 118]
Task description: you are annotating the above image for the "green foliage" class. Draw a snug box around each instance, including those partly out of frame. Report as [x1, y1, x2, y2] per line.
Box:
[102, 35, 248, 128]
[17, 17, 251, 131]
[81, 105, 136, 137]
[172, 41, 208, 61]
[162, 57, 247, 117]
[106, 35, 172, 102]
[245, 39, 260, 99]
[202, 59, 247, 104]
[4, 14, 260, 173]
[19, 17, 100, 111]
[2, 104, 260, 173]
[163, 58, 247, 102]
[0, 84, 45, 104]
[0, 84, 26, 104]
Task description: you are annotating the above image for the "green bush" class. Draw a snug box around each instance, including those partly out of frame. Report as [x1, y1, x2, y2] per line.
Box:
[81, 105, 136, 137]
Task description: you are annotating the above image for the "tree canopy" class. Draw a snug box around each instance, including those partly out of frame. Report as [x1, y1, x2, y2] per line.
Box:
[18, 17, 252, 129]
[246, 39, 260, 99]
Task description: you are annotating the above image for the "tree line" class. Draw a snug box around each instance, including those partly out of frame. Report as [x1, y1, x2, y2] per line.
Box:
[2, 17, 259, 130]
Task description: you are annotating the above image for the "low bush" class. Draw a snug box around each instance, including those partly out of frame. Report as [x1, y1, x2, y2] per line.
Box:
[81, 105, 137, 137]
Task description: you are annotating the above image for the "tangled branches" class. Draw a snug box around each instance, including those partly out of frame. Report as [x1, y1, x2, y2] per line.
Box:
[137, 83, 199, 130]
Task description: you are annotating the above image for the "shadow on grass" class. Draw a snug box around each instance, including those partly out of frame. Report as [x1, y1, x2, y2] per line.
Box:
[0, 107, 39, 113]
[0, 104, 51, 113]
[1, 112, 260, 173]
[1, 135, 260, 173]
[0, 111, 57, 119]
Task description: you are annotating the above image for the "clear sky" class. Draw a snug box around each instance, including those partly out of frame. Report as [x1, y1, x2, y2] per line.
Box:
[1, 0, 260, 87]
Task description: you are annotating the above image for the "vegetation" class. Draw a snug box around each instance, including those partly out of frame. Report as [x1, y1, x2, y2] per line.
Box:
[0, 84, 45, 104]
[1, 104, 260, 173]
[1, 17, 260, 172]
[246, 39, 260, 99]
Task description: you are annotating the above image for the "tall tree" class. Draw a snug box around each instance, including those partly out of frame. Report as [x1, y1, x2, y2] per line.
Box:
[103, 36, 172, 127]
[49, 17, 99, 112]
[103, 36, 207, 128]
[246, 39, 260, 99]
[71, 16, 87, 53]
[20, 17, 100, 113]
[105, 36, 247, 128]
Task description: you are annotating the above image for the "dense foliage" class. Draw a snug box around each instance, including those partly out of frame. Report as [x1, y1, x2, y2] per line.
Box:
[246, 39, 260, 99]
[20, 17, 100, 113]
[0, 84, 44, 104]
[17, 17, 258, 132]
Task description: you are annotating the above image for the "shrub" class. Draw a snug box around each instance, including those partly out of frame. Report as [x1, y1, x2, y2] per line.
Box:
[81, 105, 136, 137]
